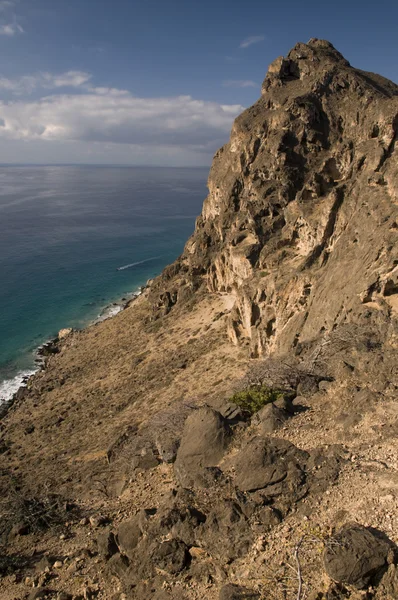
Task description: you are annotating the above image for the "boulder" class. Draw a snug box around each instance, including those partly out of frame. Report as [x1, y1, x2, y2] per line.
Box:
[200, 500, 252, 560]
[96, 529, 118, 559]
[323, 523, 390, 588]
[116, 517, 143, 559]
[232, 436, 308, 496]
[106, 552, 129, 578]
[154, 505, 206, 546]
[252, 402, 289, 433]
[150, 539, 190, 574]
[174, 407, 231, 487]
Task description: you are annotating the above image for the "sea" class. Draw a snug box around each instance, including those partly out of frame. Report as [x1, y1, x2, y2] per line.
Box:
[0, 165, 208, 403]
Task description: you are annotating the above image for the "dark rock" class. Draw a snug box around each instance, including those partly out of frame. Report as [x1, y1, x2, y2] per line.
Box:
[232, 436, 308, 500]
[273, 395, 295, 414]
[323, 523, 390, 588]
[116, 517, 142, 559]
[253, 505, 282, 529]
[155, 430, 180, 463]
[96, 528, 118, 559]
[131, 439, 160, 471]
[174, 406, 231, 487]
[252, 402, 289, 433]
[150, 539, 190, 574]
[219, 583, 260, 600]
[306, 446, 344, 496]
[154, 505, 206, 546]
[218, 400, 246, 423]
[107, 552, 129, 578]
[199, 500, 252, 560]
[8, 521, 29, 540]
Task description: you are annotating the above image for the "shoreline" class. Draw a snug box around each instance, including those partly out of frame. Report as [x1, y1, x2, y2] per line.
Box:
[0, 283, 150, 414]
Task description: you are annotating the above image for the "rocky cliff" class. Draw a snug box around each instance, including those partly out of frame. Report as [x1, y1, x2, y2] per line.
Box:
[151, 38, 398, 359]
[2, 39, 398, 600]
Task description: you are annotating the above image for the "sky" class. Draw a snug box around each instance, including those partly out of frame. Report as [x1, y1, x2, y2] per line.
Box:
[0, 0, 397, 166]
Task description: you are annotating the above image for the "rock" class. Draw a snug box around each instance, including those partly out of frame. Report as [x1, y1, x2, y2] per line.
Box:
[116, 517, 142, 559]
[53, 560, 63, 568]
[200, 499, 252, 560]
[57, 593, 73, 600]
[219, 583, 260, 600]
[217, 400, 246, 423]
[252, 402, 289, 433]
[35, 556, 52, 572]
[58, 328, 73, 339]
[323, 523, 390, 588]
[174, 406, 231, 487]
[96, 529, 118, 559]
[273, 395, 295, 414]
[131, 440, 160, 471]
[154, 429, 180, 464]
[150, 539, 190, 574]
[8, 521, 29, 540]
[377, 563, 398, 597]
[232, 436, 308, 498]
[89, 515, 108, 528]
[107, 553, 129, 578]
[154, 505, 206, 547]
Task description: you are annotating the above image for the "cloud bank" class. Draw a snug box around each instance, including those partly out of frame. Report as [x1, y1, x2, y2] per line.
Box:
[0, 75, 245, 164]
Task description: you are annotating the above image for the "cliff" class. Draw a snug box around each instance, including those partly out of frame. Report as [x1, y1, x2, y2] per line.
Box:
[1, 39, 398, 600]
[150, 38, 398, 359]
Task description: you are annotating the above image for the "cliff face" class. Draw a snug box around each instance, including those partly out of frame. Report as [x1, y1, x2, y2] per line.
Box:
[151, 38, 398, 358]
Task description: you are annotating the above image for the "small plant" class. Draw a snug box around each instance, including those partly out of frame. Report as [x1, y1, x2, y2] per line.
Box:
[230, 385, 285, 415]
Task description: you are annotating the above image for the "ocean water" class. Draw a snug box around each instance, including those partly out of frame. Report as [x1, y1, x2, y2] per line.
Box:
[0, 165, 208, 401]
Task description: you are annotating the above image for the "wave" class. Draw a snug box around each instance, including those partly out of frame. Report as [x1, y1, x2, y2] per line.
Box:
[0, 368, 37, 404]
[117, 256, 161, 271]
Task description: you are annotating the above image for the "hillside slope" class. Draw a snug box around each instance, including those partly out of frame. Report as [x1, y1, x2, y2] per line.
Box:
[1, 39, 398, 600]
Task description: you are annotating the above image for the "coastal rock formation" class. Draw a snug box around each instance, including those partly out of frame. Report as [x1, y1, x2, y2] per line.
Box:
[2, 39, 398, 600]
[150, 38, 398, 359]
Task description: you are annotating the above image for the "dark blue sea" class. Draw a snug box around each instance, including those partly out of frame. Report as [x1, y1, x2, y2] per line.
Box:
[0, 165, 208, 402]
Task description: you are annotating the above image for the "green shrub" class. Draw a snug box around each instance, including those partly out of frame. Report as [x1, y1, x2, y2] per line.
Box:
[230, 385, 284, 415]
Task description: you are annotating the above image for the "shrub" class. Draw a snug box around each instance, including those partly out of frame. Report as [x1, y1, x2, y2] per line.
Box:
[230, 385, 285, 415]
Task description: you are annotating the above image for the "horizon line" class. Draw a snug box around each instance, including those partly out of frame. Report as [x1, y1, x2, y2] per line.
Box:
[0, 162, 211, 169]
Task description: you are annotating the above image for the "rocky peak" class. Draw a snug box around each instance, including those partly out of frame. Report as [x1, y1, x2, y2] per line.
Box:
[263, 38, 351, 93]
[150, 40, 398, 359]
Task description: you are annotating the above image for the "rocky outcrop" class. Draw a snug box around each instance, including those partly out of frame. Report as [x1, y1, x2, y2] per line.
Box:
[150, 38, 398, 359]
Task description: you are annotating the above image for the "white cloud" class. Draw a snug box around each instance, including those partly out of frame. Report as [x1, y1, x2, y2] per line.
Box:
[0, 21, 23, 35]
[45, 71, 92, 88]
[223, 79, 258, 88]
[0, 89, 244, 154]
[239, 35, 265, 49]
[0, 71, 91, 94]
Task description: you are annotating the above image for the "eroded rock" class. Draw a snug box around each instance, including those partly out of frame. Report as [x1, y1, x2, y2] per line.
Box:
[174, 406, 232, 487]
[323, 523, 390, 588]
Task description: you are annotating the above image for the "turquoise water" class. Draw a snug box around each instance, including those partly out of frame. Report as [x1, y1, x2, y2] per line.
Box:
[0, 165, 207, 400]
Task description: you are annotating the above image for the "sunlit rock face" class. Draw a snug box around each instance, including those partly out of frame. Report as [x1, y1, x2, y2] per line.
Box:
[150, 38, 398, 357]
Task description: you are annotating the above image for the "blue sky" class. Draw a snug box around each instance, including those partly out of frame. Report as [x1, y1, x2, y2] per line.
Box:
[0, 0, 397, 166]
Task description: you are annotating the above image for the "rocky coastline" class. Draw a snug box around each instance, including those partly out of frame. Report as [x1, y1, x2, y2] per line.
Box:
[1, 39, 398, 600]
